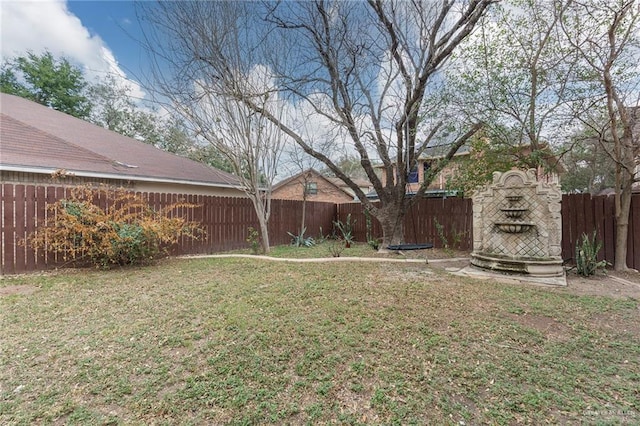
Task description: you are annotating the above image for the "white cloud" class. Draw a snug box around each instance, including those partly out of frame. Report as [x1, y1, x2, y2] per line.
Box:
[0, 0, 145, 99]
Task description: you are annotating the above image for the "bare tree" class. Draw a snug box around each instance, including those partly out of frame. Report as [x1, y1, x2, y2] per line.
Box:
[138, 0, 493, 247]
[138, 1, 285, 254]
[280, 144, 324, 238]
[562, 0, 640, 271]
[189, 91, 285, 254]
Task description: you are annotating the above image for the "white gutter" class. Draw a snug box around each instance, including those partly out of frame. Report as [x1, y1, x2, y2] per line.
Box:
[0, 164, 245, 190]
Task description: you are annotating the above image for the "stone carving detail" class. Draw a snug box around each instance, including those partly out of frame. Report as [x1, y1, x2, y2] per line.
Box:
[471, 169, 564, 278]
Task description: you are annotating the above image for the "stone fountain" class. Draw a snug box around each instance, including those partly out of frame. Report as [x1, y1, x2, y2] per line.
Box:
[469, 169, 565, 283]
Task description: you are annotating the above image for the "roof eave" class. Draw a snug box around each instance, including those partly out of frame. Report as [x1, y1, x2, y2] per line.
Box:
[0, 165, 246, 190]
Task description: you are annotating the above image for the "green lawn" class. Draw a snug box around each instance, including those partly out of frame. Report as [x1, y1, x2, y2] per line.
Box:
[1, 251, 639, 424]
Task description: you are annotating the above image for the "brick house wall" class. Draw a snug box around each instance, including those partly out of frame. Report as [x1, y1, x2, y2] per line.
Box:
[378, 146, 563, 194]
[378, 159, 460, 192]
[272, 172, 355, 203]
[0, 170, 247, 197]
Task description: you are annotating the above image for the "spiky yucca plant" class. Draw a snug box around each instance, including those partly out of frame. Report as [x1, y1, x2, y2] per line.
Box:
[575, 231, 608, 276]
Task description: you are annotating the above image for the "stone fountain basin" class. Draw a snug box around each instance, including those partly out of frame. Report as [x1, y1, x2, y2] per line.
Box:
[471, 252, 564, 278]
[494, 222, 535, 233]
[500, 208, 528, 219]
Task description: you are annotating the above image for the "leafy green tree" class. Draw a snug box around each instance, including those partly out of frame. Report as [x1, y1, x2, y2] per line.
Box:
[88, 74, 138, 135]
[446, 133, 517, 196]
[0, 50, 91, 118]
[0, 67, 26, 97]
[448, 0, 577, 168]
[158, 121, 195, 156]
[89, 75, 206, 159]
[186, 143, 235, 174]
[88, 75, 164, 145]
[559, 131, 617, 194]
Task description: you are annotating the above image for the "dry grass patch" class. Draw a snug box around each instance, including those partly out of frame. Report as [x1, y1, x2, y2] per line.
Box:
[1, 257, 638, 424]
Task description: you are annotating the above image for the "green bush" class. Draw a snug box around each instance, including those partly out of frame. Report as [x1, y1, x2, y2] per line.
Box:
[110, 222, 157, 266]
[27, 185, 202, 268]
[246, 226, 262, 254]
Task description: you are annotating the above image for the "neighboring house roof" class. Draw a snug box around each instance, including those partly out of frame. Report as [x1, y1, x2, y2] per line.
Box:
[374, 142, 565, 174]
[418, 143, 471, 159]
[273, 168, 354, 198]
[372, 143, 471, 169]
[0, 93, 242, 189]
[326, 176, 371, 191]
[597, 186, 640, 196]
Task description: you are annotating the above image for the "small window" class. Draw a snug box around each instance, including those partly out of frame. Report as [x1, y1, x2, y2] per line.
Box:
[305, 182, 318, 195]
[423, 162, 432, 182]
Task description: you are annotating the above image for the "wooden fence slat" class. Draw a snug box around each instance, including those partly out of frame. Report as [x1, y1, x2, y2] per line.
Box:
[1, 184, 4, 275]
[630, 195, 639, 270]
[13, 185, 26, 273]
[35, 186, 46, 268]
[561, 194, 574, 260]
[213, 196, 220, 251]
[24, 185, 36, 271]
[603, 196, 616, 264]
[44, 186, 56, 267]
[583, 193, 596, 238]
[209, 195, 217, 252]
[2, 184, 16, 275]
[577, 193, 587, 236]
[593, 196, 606, 262]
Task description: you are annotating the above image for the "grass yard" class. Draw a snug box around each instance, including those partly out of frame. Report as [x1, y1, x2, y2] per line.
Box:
[229, 241, 397, 259]
[1, 250, 639, 424]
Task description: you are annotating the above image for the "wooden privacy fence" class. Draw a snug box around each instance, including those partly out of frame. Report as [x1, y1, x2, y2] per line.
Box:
[0, 184, 336, 275]
[561, 193, 640, 270]
[339, 194, 639, 269]
[1, 183, 638, 274]
[337, 198, 474, 251]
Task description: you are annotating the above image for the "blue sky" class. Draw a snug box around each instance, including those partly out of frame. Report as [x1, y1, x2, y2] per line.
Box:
[1, 0, 148, 99]
[0, 0, 349, 167]
[66, 1, 143, 76]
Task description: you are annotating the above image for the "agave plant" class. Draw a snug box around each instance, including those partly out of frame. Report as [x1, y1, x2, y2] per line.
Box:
[287, 227, 315, 247]
[334, 214, 356, 247]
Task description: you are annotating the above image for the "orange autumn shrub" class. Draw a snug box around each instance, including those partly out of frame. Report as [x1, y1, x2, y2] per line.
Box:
[28, 185, 203, 268]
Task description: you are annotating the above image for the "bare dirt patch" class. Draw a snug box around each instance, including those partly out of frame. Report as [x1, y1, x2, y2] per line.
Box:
[563, 269, 640, 299]
[506, 313, 573, 342]
[393, 247, 469, 261]
[0, 285, 38, 297]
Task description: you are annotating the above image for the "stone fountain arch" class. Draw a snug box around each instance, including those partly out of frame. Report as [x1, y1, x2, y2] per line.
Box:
[469, 169, 565, 283]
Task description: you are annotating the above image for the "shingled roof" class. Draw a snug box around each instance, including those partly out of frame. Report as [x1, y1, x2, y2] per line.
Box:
[0, 93, 242, 189]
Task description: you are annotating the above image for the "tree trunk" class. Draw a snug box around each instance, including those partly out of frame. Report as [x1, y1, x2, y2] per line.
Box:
[614, 177, 632, 271]
[374, 201, 407, 248]
[249, 194, 271, 255]
[300, 196, 307, 236]
[258, 216, 270, 255]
